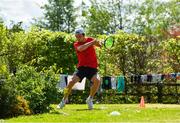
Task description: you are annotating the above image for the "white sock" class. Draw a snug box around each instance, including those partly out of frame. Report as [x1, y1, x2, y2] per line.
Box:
[88, 96, 93, 100]
[62, 98, 67, 102]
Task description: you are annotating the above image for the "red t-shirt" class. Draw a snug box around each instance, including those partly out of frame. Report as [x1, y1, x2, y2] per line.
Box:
[74, 37, 98, 69]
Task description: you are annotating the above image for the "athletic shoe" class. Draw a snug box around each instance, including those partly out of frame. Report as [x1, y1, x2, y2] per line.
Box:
[86, 97, 93, 110]
[57, 99, 65, 109]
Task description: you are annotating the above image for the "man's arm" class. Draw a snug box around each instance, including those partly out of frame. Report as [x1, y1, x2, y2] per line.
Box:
[94, 40, 102, 48]
[77, 39, 100, 52]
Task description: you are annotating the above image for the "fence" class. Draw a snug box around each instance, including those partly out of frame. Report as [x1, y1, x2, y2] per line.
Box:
[124, 82, 180, 103]
[67, 81, 180, 104]
[57, 74, 180, 104]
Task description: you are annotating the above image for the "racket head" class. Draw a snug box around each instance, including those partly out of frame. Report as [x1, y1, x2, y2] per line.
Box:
[104, 37, 114, 49]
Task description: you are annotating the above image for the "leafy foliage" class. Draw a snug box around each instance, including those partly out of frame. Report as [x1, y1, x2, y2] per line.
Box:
[35, 0, 77, 33]
[161, 38, 180, 72]
[97, 31, 162, 76]
[123, 0, 179, 38]
[85, 6, 113, 35]
[0, 65, 60, 118]
[0, 72, 18, 118]
[0, 0, 179, 119]
[11, 65, 59, 114]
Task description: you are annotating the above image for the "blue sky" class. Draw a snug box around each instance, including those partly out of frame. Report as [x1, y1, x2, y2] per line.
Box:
[0, 0, 90, 29]
[0, 0, 48, 28]
[0, 0, 171, 29]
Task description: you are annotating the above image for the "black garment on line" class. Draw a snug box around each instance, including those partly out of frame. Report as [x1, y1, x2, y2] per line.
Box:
[147, 74, 152, 82]
[134, 75, 141, 83]
[65, 76, 68, 86]
[102, 76, 112, 90]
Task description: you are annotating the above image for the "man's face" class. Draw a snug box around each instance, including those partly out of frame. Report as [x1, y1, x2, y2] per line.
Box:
[75, 34, 84, 41]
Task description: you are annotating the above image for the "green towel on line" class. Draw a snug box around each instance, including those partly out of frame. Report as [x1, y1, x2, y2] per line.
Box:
[117, 76, 125, 93]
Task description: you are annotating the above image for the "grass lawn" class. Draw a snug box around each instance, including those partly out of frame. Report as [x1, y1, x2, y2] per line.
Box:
[5, 104, 180, 123]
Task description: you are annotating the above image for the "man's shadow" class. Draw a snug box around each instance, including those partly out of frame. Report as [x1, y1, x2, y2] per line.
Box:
[76, 108, 101, 111]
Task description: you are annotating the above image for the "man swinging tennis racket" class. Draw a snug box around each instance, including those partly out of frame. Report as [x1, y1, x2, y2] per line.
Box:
[57, 28, 101, 110]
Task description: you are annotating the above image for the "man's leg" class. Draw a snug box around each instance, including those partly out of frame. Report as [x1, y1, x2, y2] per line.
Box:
[86, 74, 101, 110]
[57, 75, 80, 109]
[90, 74, 101, 97]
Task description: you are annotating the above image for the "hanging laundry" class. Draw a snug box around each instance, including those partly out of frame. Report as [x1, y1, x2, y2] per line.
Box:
[67, 75, 86, 90]
[130, 74, 141, 83]
[170, 73, 177, 79]
[130, 75, 134, 82]
[147, 74, 152, 82]
[156, 74, 162, 83]
[161, 74, 165, 81]
[134, 75, 141, 83]
[176, 73, 180, 80]
[117, 76, 125, 93]
[141, 75, 147, 83]
[134, 75, 138, 83]
[111, 76, 117, 89]
[151, 74, 162, 83]
[129, 73, 179, 83]
[152, 74, 157, 83]
[58, 74, 68, 89]
[102, 76, 112, 90]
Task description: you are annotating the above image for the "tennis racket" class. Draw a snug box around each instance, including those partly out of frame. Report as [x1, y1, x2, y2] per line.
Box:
[103, 36, 114, 49]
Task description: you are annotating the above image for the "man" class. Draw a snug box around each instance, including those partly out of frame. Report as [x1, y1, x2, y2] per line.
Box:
[57, 28, 101, 110]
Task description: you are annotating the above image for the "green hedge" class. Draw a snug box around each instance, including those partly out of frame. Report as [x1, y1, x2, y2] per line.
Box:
[0, 65, 60, 118]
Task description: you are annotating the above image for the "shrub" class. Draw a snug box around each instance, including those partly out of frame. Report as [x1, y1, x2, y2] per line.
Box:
[0, 75, 17, 118]
[12, 96, 31, 116]
[12, 65, 59, 114]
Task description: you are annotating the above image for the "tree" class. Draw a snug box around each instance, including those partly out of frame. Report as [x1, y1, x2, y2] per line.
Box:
[85, 6, 113, 36]
[35, 0, 77, 33]
[123, 0, 179, 38]
[82, 0, 123, 35]
[8, 21, 24, 33]
[161, 39, 180, 73]
[0, 24, 9, 75]
[0, 17, 3, 24]
[115, 0, 179, 74]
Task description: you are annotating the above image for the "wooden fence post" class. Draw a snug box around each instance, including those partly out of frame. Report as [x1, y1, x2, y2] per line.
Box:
[157, 82, 163, 103]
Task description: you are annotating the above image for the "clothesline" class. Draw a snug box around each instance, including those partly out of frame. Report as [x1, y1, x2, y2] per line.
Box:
[129, 73, 180, 83]
[57, 74, 125, 93]
[100, 73, 180, 83]
[57, 73, 180, 93]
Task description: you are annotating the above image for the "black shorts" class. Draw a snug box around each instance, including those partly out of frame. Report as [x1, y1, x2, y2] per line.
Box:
[74, 66, 98, 82]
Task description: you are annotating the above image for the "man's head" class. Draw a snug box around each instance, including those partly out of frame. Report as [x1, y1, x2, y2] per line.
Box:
[75, 28, 85, 41]
[75, 28, 85, 35]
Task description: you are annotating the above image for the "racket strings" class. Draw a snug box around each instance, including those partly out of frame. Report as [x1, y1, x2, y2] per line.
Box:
[104, 37, 114, 49]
